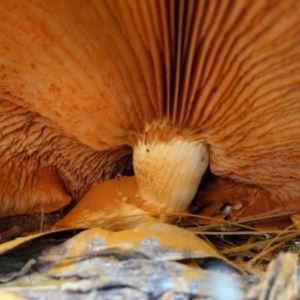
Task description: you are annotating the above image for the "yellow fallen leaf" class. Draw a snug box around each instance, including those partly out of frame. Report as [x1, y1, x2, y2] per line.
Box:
[43, 223, 244, 276]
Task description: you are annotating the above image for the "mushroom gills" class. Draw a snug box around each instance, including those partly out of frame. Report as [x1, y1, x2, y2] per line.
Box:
[2, 0, 300, 230]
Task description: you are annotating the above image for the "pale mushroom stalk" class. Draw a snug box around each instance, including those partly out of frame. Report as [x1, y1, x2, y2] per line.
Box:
[133, 137, 209, 213]
[55, 136, 210, 230]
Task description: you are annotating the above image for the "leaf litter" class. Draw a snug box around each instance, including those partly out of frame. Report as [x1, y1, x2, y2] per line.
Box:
[0, 209, 300, 299]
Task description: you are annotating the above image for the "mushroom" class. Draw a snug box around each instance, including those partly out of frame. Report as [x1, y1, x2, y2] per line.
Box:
[0, 1, 300, 225]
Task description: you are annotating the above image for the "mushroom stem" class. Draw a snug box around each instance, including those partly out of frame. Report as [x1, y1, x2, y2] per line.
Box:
[133, 137, 209, 213]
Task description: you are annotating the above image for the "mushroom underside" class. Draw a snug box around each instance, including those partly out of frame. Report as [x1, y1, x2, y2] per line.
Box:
[1, 0, 300, 230]
[0, 99, 133, 221]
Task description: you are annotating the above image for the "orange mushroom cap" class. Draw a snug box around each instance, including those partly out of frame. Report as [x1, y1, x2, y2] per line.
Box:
[0, 0, 299, 220]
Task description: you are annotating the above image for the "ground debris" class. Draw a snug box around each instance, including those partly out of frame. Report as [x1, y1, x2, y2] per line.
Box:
[0, 259, 36, 283]
[3, 258, 245, 300]
[247, 252, 299, 300]
[1, 225, 300, 299]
